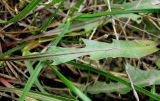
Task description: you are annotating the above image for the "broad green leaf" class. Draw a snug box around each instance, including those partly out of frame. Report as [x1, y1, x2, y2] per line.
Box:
[83, 39, 158, 60]
[0, 39, 158, 64]
[47, 47, 86, 65]
[85, 64, 160, 94]
[45, 39, 159, 65]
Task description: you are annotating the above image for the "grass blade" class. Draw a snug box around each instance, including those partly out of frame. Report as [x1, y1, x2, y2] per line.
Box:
[23, 58, 47, 93]
[0, 43, 26, 57]
[39, 0, 65, 33]
[69, 0, 84, 17]
[51, 19, 71, 46]
[0, 0, 41, 24]
[75, 9, 160, 19]
[18, 62, 45, 101]
[48, 64, 91, 101]
[23, 51, 46, 94]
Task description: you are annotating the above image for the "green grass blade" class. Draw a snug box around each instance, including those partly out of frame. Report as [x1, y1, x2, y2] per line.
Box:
[48, 64, 91, 101]
[0, 43, 26, 57]
[69, 0, 83, 17]
[24, 59, 47, 93]
[51, 19, 71, 46]
[75, 9, 160, 19]
[68, 61, 160, 100]
[18, 61, 45, 101]
[39, 0, 65, 33]
[0, 0, 41, 24]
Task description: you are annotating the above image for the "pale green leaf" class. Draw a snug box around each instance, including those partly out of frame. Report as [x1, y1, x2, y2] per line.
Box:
[85, 81, 130, 94]
[85, 64, 160, 94]
[126, 64, 160, 86]
[47, 47, 86, 65]
[44, 39, 158, 65]
[84, 39, 158, 60]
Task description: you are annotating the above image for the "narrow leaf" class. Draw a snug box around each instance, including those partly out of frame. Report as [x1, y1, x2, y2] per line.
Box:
[48, 64, 91, 101]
